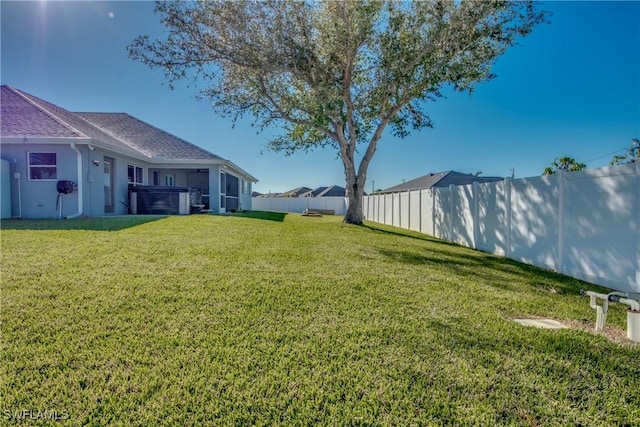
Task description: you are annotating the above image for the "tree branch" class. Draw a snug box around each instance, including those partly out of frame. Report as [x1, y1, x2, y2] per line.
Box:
[257, 77, 340, 142]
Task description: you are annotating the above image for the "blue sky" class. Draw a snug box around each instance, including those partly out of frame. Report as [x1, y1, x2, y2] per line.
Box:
[1, 1, 638, 193]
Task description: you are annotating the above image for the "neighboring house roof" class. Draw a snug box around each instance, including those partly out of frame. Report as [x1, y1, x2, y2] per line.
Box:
[380, 171, 503, 193]
[315, 185, 345, 197]
[276, 185, 347, 198]
[299, 186, 328, 198]
[0, 86, 257, 181]
[276, 186, 313, 197]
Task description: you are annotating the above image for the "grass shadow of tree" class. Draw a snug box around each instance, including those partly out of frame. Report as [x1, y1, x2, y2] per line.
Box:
[0, 216, 168, 231]
[366, 218, 610, 298]
[362, 222, 461, 247]
[229, 211, 288, 222]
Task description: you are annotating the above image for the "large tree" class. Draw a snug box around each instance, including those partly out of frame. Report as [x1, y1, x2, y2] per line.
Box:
[129, 0, 548, 224]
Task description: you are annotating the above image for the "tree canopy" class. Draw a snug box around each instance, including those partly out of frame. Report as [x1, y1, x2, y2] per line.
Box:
[129, 0, 548, 224]
[542, 157, 587, 175]
[610, 138, 640, 165]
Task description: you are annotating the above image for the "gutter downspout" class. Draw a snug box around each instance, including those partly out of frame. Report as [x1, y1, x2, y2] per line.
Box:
[14, 158, 22, 219]
[66, 142, 83, 219]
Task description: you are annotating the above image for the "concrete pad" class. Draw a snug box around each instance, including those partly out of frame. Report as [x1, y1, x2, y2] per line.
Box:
[513, 318, 567, 329]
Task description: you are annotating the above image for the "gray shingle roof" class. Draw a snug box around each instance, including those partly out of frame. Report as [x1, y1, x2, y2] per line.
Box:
[1, 86, 85, 138]
[381, 171, 503, 193]
[76, 113, 223, 161]
[278, 185, 346, 197]
[276, 186, 313, 197]
[315, 185, 345, 197]
[1, 86, 227, 162]
[300, 186, 327, 197]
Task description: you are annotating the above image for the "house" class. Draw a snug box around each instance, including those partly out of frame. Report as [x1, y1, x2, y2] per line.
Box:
[264, 185, 347, 198]
[379, 171, 503, 194]
[317, 185, 346, 197]
[0, 86, 257, 218]
[275, 187, 313, 198]
[299, 185, 346, 198]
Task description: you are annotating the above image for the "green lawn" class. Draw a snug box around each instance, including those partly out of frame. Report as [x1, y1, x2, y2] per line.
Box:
[1, 213, 638, 426]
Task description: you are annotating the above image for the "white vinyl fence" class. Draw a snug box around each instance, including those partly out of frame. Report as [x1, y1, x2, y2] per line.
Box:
[363, 163, 640, 295]
[252, 196, 348, 215]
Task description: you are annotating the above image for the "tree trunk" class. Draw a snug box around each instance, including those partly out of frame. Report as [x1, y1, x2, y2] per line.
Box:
[343, 172, 364, 225]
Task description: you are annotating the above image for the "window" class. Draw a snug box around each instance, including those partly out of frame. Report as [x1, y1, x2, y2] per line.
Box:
[104, 157, 114, 213]
[128, 165, 144, 185]
[220, 172, 226, 194]
[165, 174, 174, 186]
[28, 152, 57, 180]
[226, 174, 239, 197]
[153, 171, 159, 186]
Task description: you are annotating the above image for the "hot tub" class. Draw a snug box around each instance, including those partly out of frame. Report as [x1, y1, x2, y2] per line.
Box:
[129, 186, 190, 215]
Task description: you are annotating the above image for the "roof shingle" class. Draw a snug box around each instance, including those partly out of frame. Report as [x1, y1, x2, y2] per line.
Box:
[76, 113, 223, 161]
[1, 86, 85, 138]
[381, 171, 503, 193]
[1, 86, 229, 162]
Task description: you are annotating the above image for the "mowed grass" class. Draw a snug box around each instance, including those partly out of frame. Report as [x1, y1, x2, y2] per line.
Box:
[1, 213, 638, 426]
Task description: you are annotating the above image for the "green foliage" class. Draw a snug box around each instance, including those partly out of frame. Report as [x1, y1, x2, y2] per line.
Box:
[2, 215, 638, 425]
[610, 138, 640, 165]
[129, 1, 549, 223]
[542, 156, 587, 175]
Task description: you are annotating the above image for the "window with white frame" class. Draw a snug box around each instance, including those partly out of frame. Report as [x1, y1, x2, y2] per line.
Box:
[28, 152, 57, 180]
[165, 174, 174, 186]
[128, 165, 144, 185]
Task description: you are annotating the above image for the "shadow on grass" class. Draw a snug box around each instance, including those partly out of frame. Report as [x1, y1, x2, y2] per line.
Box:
[362, 222, 460, 247]
[375, 239, 603, 297]
[0, 215, 167, 231]
[228, 211, 288, 222]
[426, 316, 638, 364]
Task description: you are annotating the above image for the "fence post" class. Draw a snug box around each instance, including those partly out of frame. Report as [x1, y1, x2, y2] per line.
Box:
[637, 162, 640, 291]
[419, 189, 423, 234]
[383, 193, 386, 225]
[505, 177, 512, 258]
[397, 192, 400, 228]
[449, 184, 455, 242]
[391, 193, 394, 226]
[407, 190, 411, 231]
[557, 171, 565, 274]
[431, 188, 436, 237]
[363, 196, 367, 219]
[472, 182, 479, 250]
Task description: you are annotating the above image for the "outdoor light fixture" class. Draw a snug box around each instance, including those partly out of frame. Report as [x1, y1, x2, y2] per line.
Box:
[92, 160, 100, 167]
